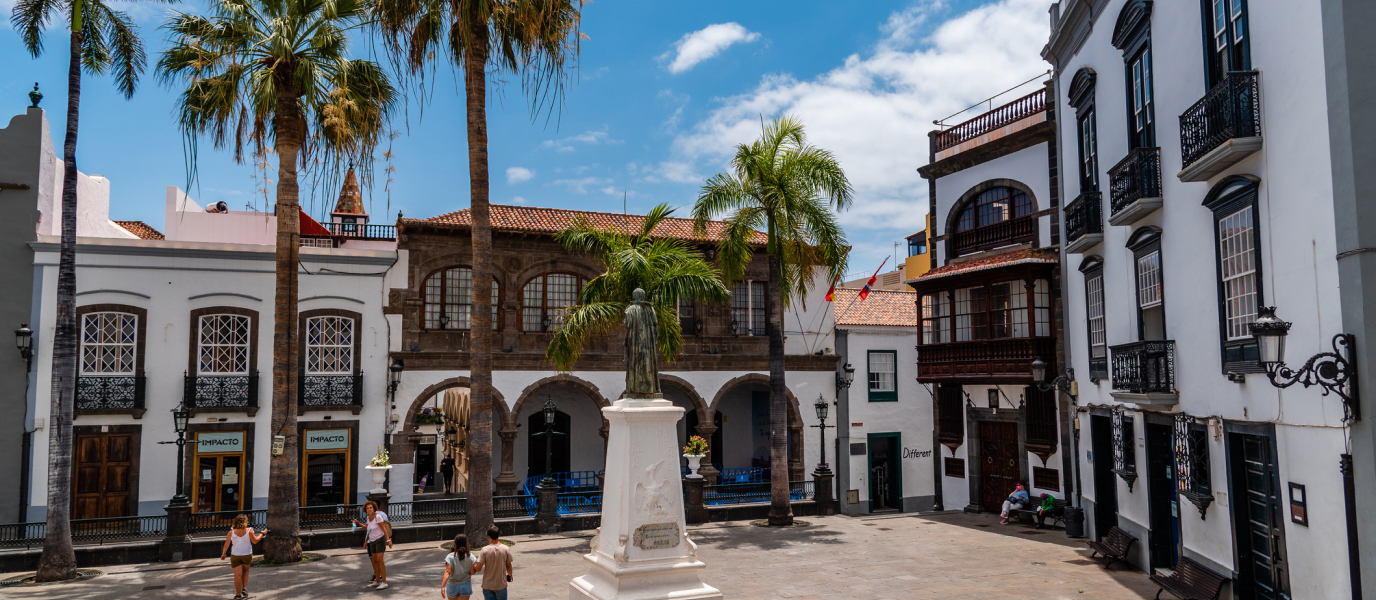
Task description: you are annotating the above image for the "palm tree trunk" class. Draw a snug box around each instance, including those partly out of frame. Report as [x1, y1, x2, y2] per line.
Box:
[464, 10, 495, 547]
[35, 27, 84, 583]
[262, 87, 303, 564]
[765, 252, 793, 526]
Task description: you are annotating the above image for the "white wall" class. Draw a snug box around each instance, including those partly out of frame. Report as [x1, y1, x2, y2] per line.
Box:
[932, 141, 1053, 266]
[842, 326, 932, 508]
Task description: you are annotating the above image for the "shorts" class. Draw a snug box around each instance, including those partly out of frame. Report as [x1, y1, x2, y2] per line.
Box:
[445, 581, 473, 597]
[367, 538, 387, 556]
[482, 589, 507, 600]
[229, 554, 253, 568]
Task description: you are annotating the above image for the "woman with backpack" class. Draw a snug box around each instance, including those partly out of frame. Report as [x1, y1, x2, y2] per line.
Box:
[219, 514, 266, 599]
[440, 534, 477, 599]
[352, 501, 393, 590]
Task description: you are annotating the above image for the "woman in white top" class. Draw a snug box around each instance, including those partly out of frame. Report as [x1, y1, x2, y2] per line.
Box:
[440, 534, 477, 599]
[352, 501, 393, 589]
[220, 514, 266, 600]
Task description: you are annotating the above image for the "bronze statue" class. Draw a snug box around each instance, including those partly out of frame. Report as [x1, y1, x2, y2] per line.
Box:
[622, 288, 662, 398]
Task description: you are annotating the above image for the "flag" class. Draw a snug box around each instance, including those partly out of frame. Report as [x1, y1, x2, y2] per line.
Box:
[858, 257, 889, 301]
[825, 278, 837, 302]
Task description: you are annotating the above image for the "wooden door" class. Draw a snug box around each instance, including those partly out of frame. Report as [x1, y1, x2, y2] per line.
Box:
[73, 432, 133, 520]
[1232, 434, 1290, 599]
[979, 421, 1019, 513]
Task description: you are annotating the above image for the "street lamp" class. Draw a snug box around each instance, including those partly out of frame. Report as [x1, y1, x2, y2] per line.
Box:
[170, 402, 191, 506]
[438, 314, 450, 329]
[14, 324, 33, 367]
[388, 357, 404, 410]
[1031, 357, 1077, 400]
[810, 394, 835, 474]
[694, 320, 704, 336]
[534, 397, 564, 487]
[542, 315, 553, 332]
[1248, 306, 1359, 422]
[835, 362, 855, 391]
[729, 319, 739, 336]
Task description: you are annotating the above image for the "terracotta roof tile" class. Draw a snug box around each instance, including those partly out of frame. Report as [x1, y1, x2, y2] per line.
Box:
[833, 288, 917, 328]
[114, 220, 164, 240]
[402, 204, 767, 244]
[906, 247, 1058, 284]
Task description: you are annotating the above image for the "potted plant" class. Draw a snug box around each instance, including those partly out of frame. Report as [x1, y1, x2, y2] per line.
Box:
[366, 446, 392, 493]
[682, 436, 709, 476]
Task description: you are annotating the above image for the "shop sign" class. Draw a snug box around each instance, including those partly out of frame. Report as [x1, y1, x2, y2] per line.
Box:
[197, 431, 245, 454]
[305, 429, 350, 450]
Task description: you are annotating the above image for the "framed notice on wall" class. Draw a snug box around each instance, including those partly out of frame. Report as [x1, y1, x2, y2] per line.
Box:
[1289, 482, 1307, 526]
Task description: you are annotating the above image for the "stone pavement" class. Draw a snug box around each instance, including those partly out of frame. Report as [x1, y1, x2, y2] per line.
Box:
[0, 512, 1160, 599]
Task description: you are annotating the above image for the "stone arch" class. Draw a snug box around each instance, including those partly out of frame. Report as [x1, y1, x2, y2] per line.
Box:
[943, 178, 1041, 239]
[658, 374, 711, 422]
[511, 259, 603, 292]
[708, 373, 804, 429]
[507, 373, 612, 437]
[395, 376, 507, 464]
[413, 253, 512, 292]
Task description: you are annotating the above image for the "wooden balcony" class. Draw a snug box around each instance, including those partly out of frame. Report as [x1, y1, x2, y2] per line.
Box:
[1178, 71, 1262, 182]
[1108, 147, 1163, 226]
[950, 215, 1036, 257]
[1063, 192, 1103, 254]
[916, 337, 1055, 384]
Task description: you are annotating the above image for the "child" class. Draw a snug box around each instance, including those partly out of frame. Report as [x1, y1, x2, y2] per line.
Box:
[220, 514, 266, 599]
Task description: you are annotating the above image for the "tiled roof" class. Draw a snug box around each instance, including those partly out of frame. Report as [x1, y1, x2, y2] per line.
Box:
[403, 204, 767, 244]
[333, 167, 365, 215]
[114, 220, 164, 240]
[906, 247, 1058, 284]
[833, 288, 917, 328]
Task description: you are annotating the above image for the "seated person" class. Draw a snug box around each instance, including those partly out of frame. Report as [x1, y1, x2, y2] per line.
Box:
[1035, 493, 1063, 529]
[999, 483, 1031, 524]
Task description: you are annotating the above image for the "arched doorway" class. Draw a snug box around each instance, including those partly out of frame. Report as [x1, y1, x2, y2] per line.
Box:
[399, 377, 508, 497]
[709, 375, 805, 484]
[506, 375, 610, 493]
[526, 409, 571, 478]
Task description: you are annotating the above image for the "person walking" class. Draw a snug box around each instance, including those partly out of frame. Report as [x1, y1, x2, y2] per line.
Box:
[352, 501, 393, 590]
[440, 456, 456, 494]
[440, 534, 477, 599]
[220, 514, 265, 599]
[473, 526, 513, 600]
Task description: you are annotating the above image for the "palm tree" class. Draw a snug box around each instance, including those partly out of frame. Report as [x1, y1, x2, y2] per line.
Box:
[692, 116, 852, 526]
[372, 0, 581, 546]
[547, 204, 731, 370]
[12, 0, 166, 581]
[158, 0, 395, 564]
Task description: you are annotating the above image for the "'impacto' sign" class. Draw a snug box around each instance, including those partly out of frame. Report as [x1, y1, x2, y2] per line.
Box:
[197, 431, 245, 454]
[305, 429, 350, 451]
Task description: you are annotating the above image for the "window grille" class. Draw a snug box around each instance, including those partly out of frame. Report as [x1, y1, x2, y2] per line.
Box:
[1219, 206, 1257, 340]
[1174, 413, 1215, 518]
[81, 312, 137, 375]
[749, 281, 766, 335]
[1111, 408, 1138, 490]
[306, 316, 354, 375]
[729, 281, 767, 336]
[198, 314, 250, 375]
[1136, 250, 1162, 308]
[921, 292, 951, 344]
[423, 267, 499, 330]
[522, 273, 583, 332]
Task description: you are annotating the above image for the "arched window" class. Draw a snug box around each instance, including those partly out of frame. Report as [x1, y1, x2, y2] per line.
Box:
[956, 187, 1033, 232]
[423, 267, 500, 330]
[522, 273, 586, 332]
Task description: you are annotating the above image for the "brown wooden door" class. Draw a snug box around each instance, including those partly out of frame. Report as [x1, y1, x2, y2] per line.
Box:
[980, 421, 1020, 513]
[74, 432, 133, 520]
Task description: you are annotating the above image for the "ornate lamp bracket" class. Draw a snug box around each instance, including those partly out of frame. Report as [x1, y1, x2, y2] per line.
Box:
[1265, 334, 1360, 423]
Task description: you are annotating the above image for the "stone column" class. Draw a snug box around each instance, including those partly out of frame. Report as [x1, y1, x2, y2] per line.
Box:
[367, 490, 391, 515]
[495, 429, 519, 496]
[536, 479, 562, 533]
[694, 424, 720, 485]
[683, 475, 707, 524]
[158, 502, 193, 562]
[812, 469, 836, 516]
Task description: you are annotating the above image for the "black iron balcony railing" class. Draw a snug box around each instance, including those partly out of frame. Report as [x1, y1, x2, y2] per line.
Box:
[951, 215, 1036, 257]
[1108, 147, 1162, 215]
[185, 372, 259, 410]
[1179, 71, 1261, 169]
[299, 373, 363, 409]
[1109, 340, 1176, 394]
[1064, 192, 1103, 244]
[321, 222, 396, 240]
[935, 89, 1047, 153]
[75, 375, 145, 411]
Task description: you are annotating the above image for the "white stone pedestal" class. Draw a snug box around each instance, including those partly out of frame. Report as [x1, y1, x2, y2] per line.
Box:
[570, 397, 722, 600]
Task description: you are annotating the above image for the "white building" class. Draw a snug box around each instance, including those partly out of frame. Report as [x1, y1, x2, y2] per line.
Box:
[830, 288, 934, 514]
[1045, 0, 1355, 596]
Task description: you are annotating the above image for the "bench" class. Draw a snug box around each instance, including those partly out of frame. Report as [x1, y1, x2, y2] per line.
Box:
[1150, 556, 1228, 600]
[1085, 526, 1137, 570]
[1008, 499, 1070, 529]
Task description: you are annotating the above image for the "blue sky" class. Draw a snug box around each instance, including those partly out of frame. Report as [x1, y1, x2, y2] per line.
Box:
[2, 0, 1049, 274]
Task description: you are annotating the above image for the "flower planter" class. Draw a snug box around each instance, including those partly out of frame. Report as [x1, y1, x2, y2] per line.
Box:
[365, 465, 392, 494]
[683, 454, 706, 476]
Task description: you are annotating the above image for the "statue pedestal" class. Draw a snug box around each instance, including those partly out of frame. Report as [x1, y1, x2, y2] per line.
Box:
[570, 396, 721, 600]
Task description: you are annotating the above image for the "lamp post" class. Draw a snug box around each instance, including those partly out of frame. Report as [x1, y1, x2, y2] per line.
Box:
[1248, 306, 1359, 421]
[835, 362, 855, 393]
[533, 397, 563, 486]
[170, 401, 191, 506]
[729, 319, 739, 336]
[542, 315, 553, 332]
[810, 394, 835, 473]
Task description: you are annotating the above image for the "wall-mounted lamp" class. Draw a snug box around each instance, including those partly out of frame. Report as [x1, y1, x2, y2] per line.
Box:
[1249, 306, 1359, 422]
[1031, 357, 1077, 401]
[835, 362, 855, 392]
[14, 324, 33, 366]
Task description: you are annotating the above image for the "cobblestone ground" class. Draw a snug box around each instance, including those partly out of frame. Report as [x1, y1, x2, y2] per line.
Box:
[0, 512, 1159, 599]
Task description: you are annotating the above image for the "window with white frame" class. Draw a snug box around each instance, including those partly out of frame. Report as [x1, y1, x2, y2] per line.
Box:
[1129, 45, 1155, 148]
[1137, 251, 1162, 309]
[1085, 268, 1108, 375]
[81, 312, 137, 375]
[1219, 206, 1257, 340]
[1130, 230, 1167, 340]
[921, 292, 951, 344]
[306, 316, 354, 374]
[1079, 109, 1099, 191]
[1206, 0, 1250, 85]
[198, 314, 251, 374]
[868, 351, 897, 402]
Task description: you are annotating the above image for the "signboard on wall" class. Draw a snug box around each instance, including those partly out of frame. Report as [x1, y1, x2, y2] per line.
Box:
[197, 431, 245, 454]
[305, 429, 350, 450]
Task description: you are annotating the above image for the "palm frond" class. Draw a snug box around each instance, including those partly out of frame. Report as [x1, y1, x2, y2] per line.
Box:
[546, 301, 624, 370]
[10, 0, 62, 57]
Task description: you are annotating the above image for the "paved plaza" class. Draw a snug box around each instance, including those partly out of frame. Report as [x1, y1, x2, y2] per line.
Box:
[0, 513, 1160, 599]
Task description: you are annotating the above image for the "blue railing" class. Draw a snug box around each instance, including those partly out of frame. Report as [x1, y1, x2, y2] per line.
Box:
[703, 481, 811, 506]
[520, 470, 603, 495]
[557, 492, 603, 515]
[681, 463, 724, 477]
[719, 467, 766, 484]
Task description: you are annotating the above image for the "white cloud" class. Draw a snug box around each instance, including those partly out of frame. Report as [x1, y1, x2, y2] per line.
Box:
[657, 161, 703, 184]
[506, 166, 535, 184]
[670, 0, 1049, 238]
[552, 177, 613, 194]
[662, 23, 761, 74]
[542, 128, 621, 153]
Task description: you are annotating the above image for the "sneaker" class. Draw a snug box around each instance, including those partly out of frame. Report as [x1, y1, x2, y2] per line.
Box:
[367, 581, 380, 588]
[376, 582, 389, 590]
[999, 519, 1008, 525]
[241, 589, 250, 598]
[233, 594, 243, 600]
